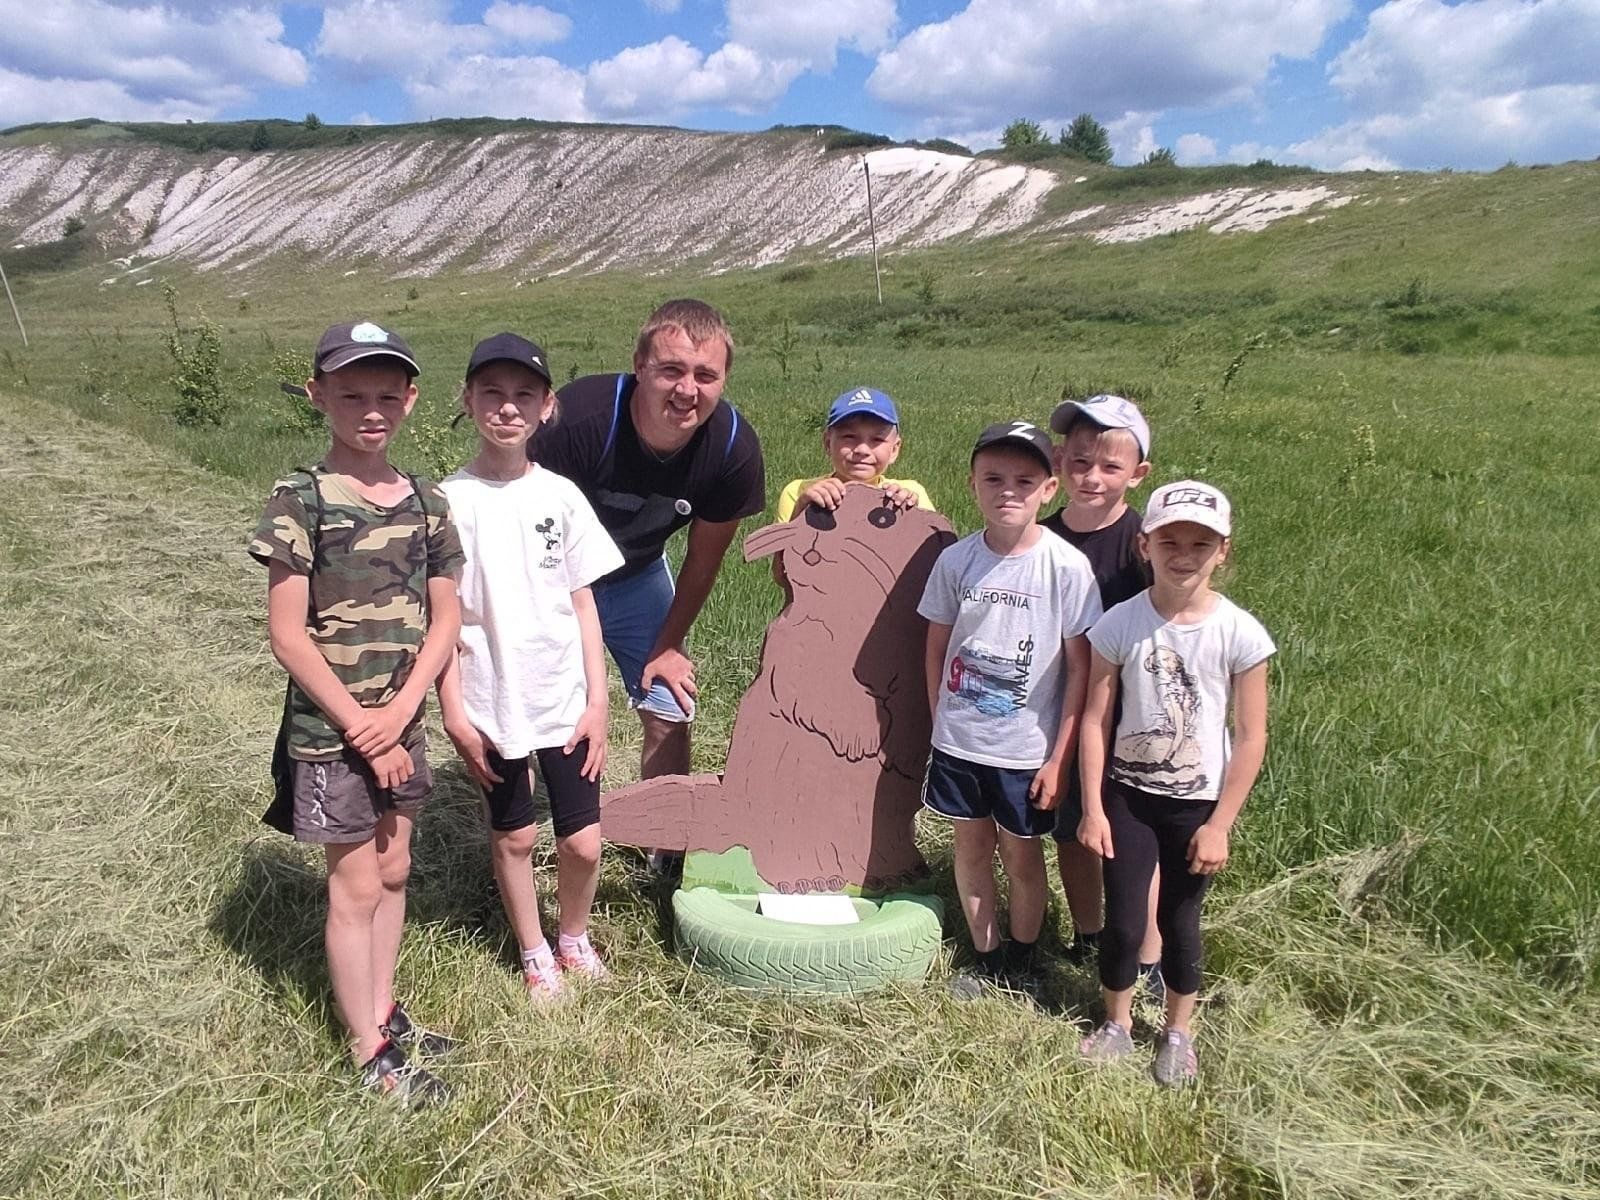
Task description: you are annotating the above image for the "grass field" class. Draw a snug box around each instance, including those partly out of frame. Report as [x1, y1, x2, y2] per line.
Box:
[3, 158, 1599, 1196]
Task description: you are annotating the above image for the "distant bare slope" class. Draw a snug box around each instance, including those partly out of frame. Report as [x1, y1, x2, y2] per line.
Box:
[0, 130, 1057, 277]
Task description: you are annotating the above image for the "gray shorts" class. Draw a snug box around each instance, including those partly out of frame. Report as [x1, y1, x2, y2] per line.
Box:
[290, 737, 432, 844]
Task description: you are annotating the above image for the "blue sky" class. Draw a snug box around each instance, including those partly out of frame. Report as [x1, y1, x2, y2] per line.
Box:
[3, 0, 1597, 170]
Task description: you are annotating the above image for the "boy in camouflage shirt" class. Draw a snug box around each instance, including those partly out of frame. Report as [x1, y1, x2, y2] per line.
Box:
[249, 321, 463, 1107]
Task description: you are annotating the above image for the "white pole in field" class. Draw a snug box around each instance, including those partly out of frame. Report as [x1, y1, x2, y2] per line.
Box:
[862, 158, 883, 305]
[0, 259, 25, 347]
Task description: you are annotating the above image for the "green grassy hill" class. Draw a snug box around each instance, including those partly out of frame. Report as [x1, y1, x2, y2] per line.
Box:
[3, 159, 1598, 1196]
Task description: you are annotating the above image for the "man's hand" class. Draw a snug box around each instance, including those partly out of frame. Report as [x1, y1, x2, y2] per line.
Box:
[370, 743, 415, 790]
[1028, 762, 1061, 810]
[1188, 822, 1230, 875]
[1078, 810, 1115, 859]
[880, 482, 919, 510]
[445, 716, 503, 790]
[566, 702, 609, 782]
[640, 646, 698, 714]
[346, 703, 412, 759]
[796, 477, 848, 512]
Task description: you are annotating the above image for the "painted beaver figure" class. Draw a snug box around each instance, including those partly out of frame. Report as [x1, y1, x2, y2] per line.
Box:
[600, 486, 956, 894]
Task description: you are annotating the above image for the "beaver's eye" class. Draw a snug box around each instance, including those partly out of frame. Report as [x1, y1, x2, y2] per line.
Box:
[805, 507, 837, 531]
[868, 505, 897, 529]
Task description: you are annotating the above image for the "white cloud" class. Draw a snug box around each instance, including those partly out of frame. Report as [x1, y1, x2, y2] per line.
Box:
[0, 66, 208, 125]
[726, 0, 896, 70]
[0, 0, 306, 120]
[1294, 0, 1600, 168]
[644, 0, 682, 10]
[868, 0, 1350, 129]
[584, 36, 803, 119]
[408, 52, 590, 121]
[1176, 133, 1218, 164]
[348, 110, 381, 125]
[1108, 115, 1159, 163]
[482, 2, 571, 44]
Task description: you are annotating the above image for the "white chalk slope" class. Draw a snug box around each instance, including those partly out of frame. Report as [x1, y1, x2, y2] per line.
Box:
[0, 129, 1355, 277]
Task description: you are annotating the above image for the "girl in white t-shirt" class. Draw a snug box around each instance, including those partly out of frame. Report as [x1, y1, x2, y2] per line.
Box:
[439, 334, 624, 1001]
[1076, 481, 1275, 1087]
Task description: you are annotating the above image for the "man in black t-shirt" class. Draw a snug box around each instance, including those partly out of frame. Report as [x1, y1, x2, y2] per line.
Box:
[536, 300, 765, 784]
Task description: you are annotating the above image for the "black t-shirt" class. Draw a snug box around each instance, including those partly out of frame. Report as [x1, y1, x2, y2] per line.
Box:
[1040, 505, 1150, 610]
[535, 372, 766, 580]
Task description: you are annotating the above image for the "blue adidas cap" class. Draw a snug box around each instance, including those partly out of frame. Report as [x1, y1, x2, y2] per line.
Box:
[826, 387, 900, 429]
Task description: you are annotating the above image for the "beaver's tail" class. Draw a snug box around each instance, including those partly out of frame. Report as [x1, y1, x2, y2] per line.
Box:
[599, 773, 731, 852]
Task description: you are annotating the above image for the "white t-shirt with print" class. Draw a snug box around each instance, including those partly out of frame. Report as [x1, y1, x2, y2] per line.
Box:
[1089, 592, 1275, 802]
[441, 465, 624, 757]
[917, 531, 1102, 770]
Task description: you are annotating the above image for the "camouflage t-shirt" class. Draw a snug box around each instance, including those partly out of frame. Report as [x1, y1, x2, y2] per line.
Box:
[249, 468, 464, 761]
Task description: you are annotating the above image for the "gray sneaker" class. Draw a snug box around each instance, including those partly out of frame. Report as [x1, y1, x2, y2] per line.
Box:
[1151, 1028, 1197, 1088]
[1079, 1020, 1134, 1062]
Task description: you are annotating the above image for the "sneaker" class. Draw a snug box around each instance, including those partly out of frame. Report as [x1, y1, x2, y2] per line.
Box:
[1080, 1019, 1134, 1062]
[1137, 962, 1166, 1011]
[555, 936, 609, 981]
[947, 969, 992, 1002]
[359, 1041, 448, 1108]
[1062, 933, 1099, 966]
[524, 957, 567, 1004]
[1152, 1028, 1198, 1088]
[380, 1002, 460, 1058]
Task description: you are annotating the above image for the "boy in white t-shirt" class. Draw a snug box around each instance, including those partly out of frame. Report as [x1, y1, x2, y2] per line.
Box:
[1076, 481, 1274, 1087]
[439, 334, 624, 1002]
[918, 422, 1102, 997]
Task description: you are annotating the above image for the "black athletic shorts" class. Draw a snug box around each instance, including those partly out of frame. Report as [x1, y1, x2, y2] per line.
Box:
[482, 742, 600, 839]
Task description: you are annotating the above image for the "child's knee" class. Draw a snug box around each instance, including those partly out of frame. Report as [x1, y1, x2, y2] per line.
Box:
[376, 845, 412, 891]
[556, 825, 602, 870]
[492, 824, 540, 861]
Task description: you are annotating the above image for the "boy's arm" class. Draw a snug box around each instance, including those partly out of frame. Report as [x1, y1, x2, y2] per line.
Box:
[564, 584, 609, 782]
[345, 576, 463, 758]
[266, 563, 370, 733]
[1188, 660, 1270, 874]
[924, 621, 953, 719]
[1076, 649, 1120, 858]
[1031, 632, 1090, 809]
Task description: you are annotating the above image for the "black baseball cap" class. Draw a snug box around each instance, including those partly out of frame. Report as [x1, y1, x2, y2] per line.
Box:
[971, 420, 1054, 472]
[314, 321, 421, 377]
[466, 332, 553, 387]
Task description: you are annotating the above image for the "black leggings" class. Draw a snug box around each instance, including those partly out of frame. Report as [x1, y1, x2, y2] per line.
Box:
[1098, 779, 1215, 997]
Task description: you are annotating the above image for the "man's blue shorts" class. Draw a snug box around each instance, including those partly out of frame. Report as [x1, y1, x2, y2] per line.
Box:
[591, 555, 694, 724]
[922, 747, 1056, 839]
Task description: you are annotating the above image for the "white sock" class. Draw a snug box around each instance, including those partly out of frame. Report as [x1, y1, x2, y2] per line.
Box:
[521, 940, 554, 973]
[557, 931, 590, 956]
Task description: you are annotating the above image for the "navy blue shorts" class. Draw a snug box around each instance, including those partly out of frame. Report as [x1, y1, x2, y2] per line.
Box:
[1050, 756, 1085, 843]
[922, 748, 1056, 839]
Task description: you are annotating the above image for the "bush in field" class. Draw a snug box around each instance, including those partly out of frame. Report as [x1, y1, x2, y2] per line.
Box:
[249, 123, 270, 152]
[270, 345, 321, 434]
[1059, 114, 1113, 164]
[1001, 118, 1046, 149]
[303, 112, 322, 131]
[62, 215, 86, 237]
[1142, 147, 1177, 167]
[160, 283, 227, 426]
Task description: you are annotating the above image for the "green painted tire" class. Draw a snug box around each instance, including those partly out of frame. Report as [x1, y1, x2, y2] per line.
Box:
[671, 887, 943, 995]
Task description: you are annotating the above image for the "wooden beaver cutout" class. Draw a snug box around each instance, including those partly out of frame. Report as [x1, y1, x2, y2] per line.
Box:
[600, 486, 956, 895]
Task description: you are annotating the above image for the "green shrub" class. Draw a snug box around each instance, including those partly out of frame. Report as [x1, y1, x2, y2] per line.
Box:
[160, 283, 227, 426]
[62, 215, 85, 237]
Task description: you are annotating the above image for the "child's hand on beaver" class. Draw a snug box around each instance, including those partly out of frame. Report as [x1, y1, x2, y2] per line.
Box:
[796, 477, 849, 512]
[880, 482, 919, 510]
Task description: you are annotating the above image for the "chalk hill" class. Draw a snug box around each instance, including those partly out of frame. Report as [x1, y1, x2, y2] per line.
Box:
[0, 124, 1361, 278]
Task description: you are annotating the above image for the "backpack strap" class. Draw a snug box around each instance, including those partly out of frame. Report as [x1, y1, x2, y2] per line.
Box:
[723, 405, 740, 460]
[600, 372, 626, 461]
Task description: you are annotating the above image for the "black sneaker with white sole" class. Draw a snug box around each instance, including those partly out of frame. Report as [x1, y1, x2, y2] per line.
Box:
[381, 1002, 460, 1058]
[359, 1040, 449, 1108]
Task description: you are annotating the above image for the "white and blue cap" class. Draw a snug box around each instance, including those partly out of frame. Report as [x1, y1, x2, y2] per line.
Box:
[1143, 480, 1231, 537]
[1049, 393, 1150, 459]
[314, 320, 420, 377]
[826, 387, 900, 429]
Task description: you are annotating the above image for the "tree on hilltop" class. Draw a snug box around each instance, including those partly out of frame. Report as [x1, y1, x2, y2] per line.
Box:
[303, 112, 322, 131]
[1001, 118, 1046, 149]
[1142, 146, 1177, 167]
[1059, 114, 1112, 164]
[249, 122, 271, 152]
